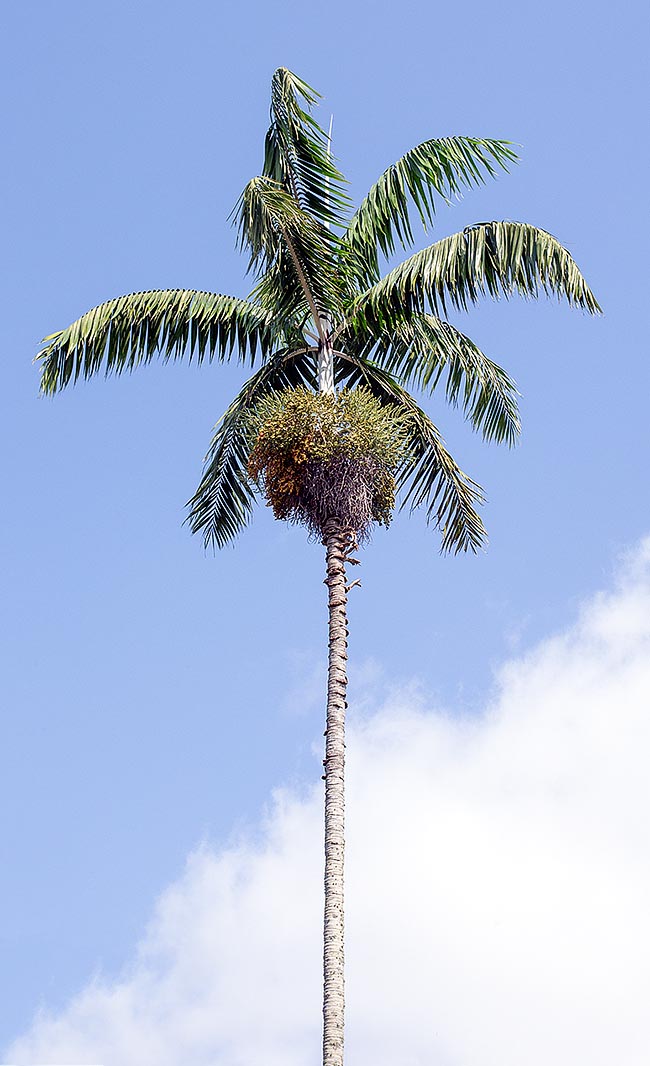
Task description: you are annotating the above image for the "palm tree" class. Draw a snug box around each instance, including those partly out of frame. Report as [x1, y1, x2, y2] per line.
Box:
[37, 67, 600, 1066]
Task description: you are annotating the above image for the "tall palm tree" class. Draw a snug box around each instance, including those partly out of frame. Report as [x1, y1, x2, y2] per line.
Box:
[37, 68, 600, 1066]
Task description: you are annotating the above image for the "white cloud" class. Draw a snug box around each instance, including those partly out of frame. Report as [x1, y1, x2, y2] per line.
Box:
[7, 541, 650, 1066]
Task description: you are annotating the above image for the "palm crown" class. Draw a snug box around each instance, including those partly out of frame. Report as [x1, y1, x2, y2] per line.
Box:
[37, 68, 600, 553]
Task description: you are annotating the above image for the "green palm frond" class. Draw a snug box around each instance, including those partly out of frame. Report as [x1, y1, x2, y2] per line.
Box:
[237, 176, 345, 329]
[351, 314, 520, 446]
[37, 289, 275, 394]
[336, 354, 487, 553]
[263, 67, 350, 229]
[345, 137, 518, 282]
[249, 254, 314, 336]
[237, 176, 313, 267]
[187, 350, 317, 548]
[36, 69, 600, 552]
[357, 220, 602, 325]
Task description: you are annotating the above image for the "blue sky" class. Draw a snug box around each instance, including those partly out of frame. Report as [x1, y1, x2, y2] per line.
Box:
[1, 0, 648, 1061]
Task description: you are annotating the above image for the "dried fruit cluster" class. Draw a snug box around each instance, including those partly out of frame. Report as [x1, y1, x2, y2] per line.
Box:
[247, 387, 407, 540]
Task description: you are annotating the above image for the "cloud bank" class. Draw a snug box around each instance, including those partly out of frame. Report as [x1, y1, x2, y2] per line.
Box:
[6, 542, 650, 1066]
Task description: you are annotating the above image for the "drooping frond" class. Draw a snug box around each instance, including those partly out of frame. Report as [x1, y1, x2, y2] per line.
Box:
[345, 137, 518, 283]
[186, 350, 317, 548]
[356, 220, 602, 326]
[348, 314, 520, 446]
[236, 176, 344, 330]
[37, 289, 275, 394]
[35, 68, 601, 556]
[336, 353, 487, 553]
[263, 67, 350, 229]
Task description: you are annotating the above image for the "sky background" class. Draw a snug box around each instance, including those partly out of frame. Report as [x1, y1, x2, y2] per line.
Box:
[1, 0, 648, 1062]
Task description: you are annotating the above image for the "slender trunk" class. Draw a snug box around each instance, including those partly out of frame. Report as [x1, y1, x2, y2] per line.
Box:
[318, 334, 335, 394]
[322, 517, 349, 1066]
[321, 120, 343, 1058]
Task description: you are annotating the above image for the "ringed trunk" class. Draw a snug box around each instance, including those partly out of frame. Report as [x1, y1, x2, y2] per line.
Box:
[322, 516, 349, 1066]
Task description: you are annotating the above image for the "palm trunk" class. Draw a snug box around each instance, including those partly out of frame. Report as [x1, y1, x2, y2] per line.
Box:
[318, 335, 335, 394]
[322, 516, 349, 1066]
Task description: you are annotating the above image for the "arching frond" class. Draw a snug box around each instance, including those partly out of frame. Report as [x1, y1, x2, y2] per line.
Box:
[263, 67, 350, 229]
[347, 314, 521, 446]
[36, 69, 600, 555]
[236, 177, 345, 329]
[336, 354, 487, 553]
[186, 350, 317, 548]
[357, 221, 602, 325]
[345, 137, 518, 283]
[37, 289, 275, 394]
